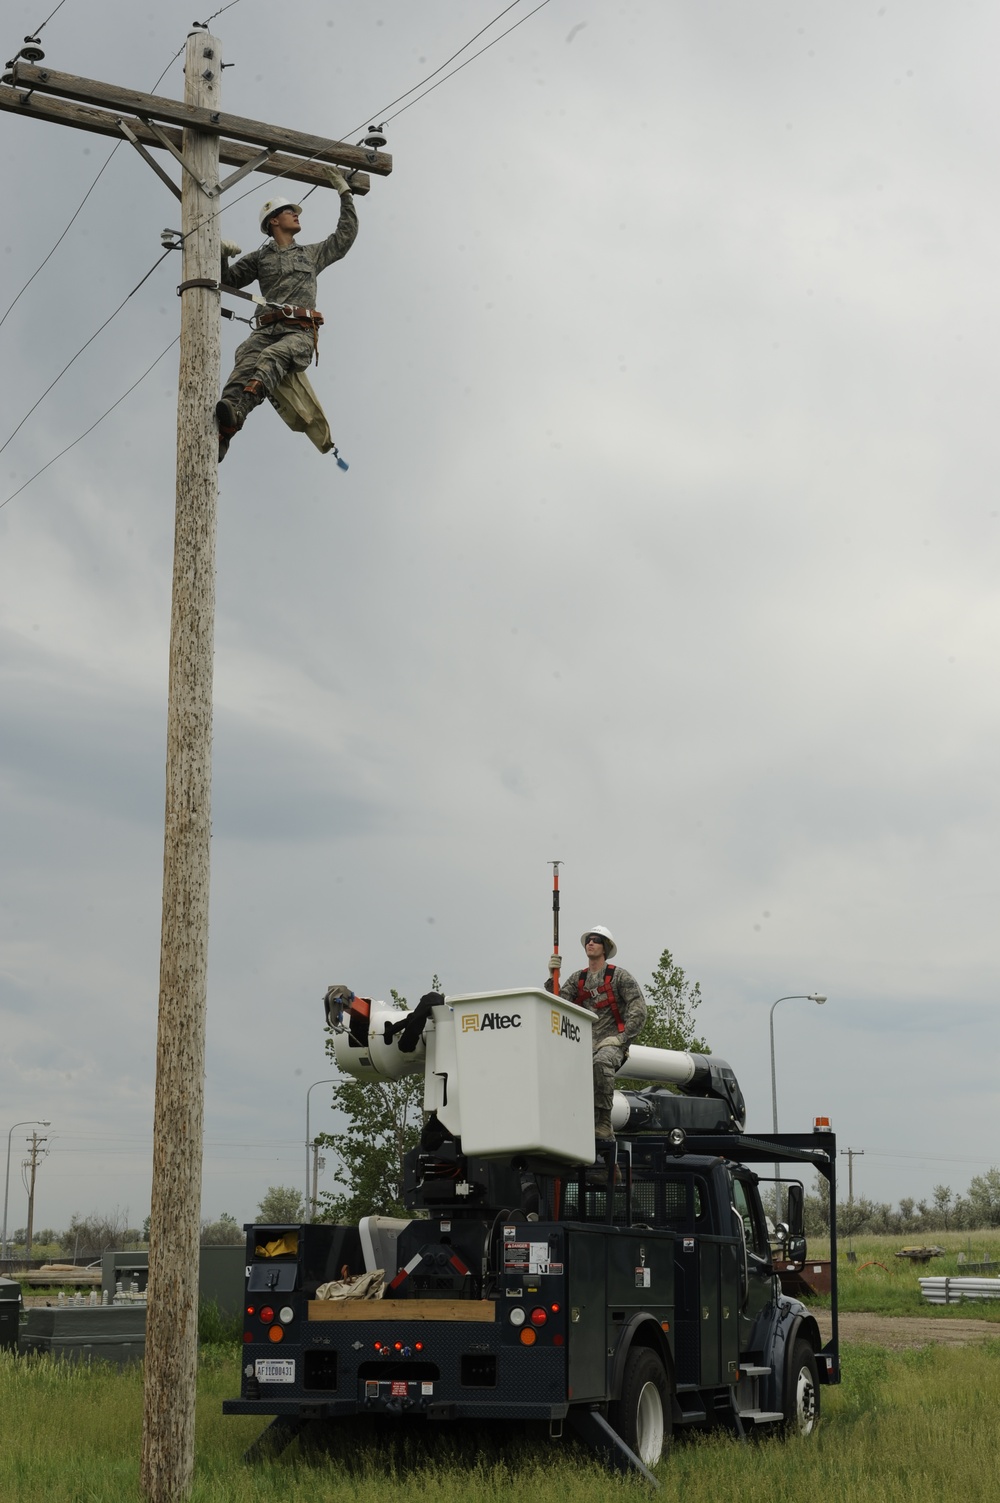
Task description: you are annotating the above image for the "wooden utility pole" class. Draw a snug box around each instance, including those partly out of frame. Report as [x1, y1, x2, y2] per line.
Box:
[140, 32, 220, 1503]
[23, 1130, 47, 1259]
[2, 31, 390, 1502]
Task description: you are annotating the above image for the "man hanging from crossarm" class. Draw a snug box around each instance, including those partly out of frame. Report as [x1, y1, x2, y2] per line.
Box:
[216, 164, 358, 461]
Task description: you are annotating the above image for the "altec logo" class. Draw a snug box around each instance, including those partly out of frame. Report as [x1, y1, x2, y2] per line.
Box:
[551, 1011, 582, 1042]
[462, 1012, 522, 1032]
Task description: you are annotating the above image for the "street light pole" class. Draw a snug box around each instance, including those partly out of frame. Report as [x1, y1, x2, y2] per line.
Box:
[2, 1119, 51, 1261]
[304, 1079, 337, 1224]
[768, 994, 826, 1222]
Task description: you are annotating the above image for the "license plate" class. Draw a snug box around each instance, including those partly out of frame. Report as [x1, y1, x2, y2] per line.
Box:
[255, 1358, 295, 1384]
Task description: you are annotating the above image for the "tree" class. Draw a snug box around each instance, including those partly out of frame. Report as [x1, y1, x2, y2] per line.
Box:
[931, 1185, 953, 1231]
[618, 946, 710, 1090]
[199, 1212, 243, 1246]
[257, 1186, 305, 1223]
[635, 947, 710, 1055]
[61, 1209, 141, 1258]
[315, 987, 427, 1224]
[966, 1167, 1000, 1228]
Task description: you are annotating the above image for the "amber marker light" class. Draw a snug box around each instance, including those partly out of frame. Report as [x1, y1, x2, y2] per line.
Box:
[268, 1325, 284, 1343]
[519, 1328, 536, 1346]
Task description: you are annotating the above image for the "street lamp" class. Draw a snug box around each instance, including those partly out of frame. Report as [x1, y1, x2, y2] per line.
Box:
[2, 1119, 51, 1262]
[304, 1080, 337, 1224]
[769, 994, 826, 1221]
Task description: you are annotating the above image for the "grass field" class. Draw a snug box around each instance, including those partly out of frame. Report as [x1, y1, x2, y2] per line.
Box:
[3, 1234, 1000, 1503]
[4, 1339, 1000, 1503]
[802, 1230, 1000, 1319]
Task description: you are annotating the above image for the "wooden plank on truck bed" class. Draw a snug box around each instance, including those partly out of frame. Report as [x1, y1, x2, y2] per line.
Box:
[308, 1298, 496, 1322]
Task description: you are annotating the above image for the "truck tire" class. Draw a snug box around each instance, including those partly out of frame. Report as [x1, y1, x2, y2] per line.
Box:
[783, 1337, 820, 1437]
[610, 1346, 670, 1467]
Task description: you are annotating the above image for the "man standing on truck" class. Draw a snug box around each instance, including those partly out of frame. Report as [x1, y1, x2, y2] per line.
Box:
[546, 926, 646, 1147]
[215, 164, 359, 460]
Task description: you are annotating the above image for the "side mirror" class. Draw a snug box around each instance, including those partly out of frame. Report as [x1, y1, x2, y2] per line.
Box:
[786, 1182, 804, 1237]
[784, 1234, 807, 1265]
[781, 1183, 807, 1267]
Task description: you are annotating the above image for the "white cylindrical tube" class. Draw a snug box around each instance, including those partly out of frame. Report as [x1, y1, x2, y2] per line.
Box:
[615, 1045, 698, 1086]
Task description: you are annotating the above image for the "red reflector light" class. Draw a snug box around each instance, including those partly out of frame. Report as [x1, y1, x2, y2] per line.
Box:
[374, 1342, 383, 1352]
[242, 1331, 252, 1344]
[394, 1342, 402, 1352]
[259, 1306, 275, 1324]
[550, 1303, 560, 1313]
[415, 1342, 424, 1352]
[553, 1334, 564, 1346]
[530, 1308, 547, 1327]
[246, 1305, 256, 1316]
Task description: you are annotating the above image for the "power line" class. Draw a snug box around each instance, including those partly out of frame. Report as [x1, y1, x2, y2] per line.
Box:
[29, 0, 70, 34]
[0, 41, 197, 331]
[378, 0, 554, 129]
[343, 0, 528, 132]
[0, 248, 173, 457]
[0, 332, 179, 511]
[2, 0, 553, 493]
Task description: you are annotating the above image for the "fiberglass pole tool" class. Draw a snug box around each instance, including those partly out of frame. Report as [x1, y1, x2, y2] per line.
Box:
[550, 860, 562, 993]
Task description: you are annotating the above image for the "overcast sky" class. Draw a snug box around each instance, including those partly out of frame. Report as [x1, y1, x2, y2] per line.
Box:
[1, 0, 997, 1240]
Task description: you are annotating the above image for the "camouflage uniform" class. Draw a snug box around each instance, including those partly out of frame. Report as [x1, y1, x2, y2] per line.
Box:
[219, 192, 358, 403]
[558, 965, 647, 1139]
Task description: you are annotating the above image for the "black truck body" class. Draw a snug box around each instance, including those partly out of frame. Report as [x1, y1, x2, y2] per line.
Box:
[225, 1114, 839, 1479]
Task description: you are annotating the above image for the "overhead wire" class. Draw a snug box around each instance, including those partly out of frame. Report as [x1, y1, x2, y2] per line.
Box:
[0, 38, 195, 330]
[0, 332, 179, 512]
[0, 247, 173, 457]
[3, 0, 553, 501]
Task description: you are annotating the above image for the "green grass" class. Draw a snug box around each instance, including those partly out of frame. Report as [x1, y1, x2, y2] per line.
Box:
[4, 1341, 1000, 1502]
[798, 1230, 1000, 1319]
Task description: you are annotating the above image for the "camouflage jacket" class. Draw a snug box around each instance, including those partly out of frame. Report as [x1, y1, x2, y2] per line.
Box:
[558, 964, 647, 1051]
[222, 193, 358, 311]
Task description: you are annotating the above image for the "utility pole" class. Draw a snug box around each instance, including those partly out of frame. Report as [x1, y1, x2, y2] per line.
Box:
[840, 1146, 864, 1259]
[141, 32, 220, 1503]
[22, 1131, 48, 1259]
[2, 32, 390, 1503]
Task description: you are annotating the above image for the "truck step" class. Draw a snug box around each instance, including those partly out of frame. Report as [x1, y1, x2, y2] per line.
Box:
[739, 1364, 771, 1377]
[673, 1393, 708, 1425]
[736, 1408, 784, 1424]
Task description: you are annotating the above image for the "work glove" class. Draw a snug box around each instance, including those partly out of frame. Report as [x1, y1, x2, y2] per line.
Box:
[221, 239, 242, 259]
[547, 954, 562, 974]
[325, 164, 352, 195]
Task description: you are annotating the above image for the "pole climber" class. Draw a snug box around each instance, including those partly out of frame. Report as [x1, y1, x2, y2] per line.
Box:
[216, 164, 359, 461]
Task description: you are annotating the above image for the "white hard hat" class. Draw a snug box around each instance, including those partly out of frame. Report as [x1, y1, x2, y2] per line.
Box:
[581, 925, 617, 960]
[259, 196, 302, 233]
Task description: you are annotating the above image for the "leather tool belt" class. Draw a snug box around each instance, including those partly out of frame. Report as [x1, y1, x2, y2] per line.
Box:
[256, 305, 324, 362]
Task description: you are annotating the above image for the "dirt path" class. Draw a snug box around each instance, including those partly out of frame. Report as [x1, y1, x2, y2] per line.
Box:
[815, 1310, 999, 1349]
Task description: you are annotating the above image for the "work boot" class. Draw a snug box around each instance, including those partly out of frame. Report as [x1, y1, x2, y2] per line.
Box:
[216, 377, 267, 459]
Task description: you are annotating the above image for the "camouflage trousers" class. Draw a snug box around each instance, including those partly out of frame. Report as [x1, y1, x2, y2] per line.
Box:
[221, 325, 316, 401]
[593, 1039, 626, 1139]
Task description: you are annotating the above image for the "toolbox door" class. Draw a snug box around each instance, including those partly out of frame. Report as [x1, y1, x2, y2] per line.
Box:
[566, 1229, 606, 1402]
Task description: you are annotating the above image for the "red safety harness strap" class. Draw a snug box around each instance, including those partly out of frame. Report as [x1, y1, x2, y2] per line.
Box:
[576, 964, 625, 1033]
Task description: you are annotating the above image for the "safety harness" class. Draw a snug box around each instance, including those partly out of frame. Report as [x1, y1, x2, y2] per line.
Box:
[576, 964, 625, 1033]
[256, 304, 325, 363]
